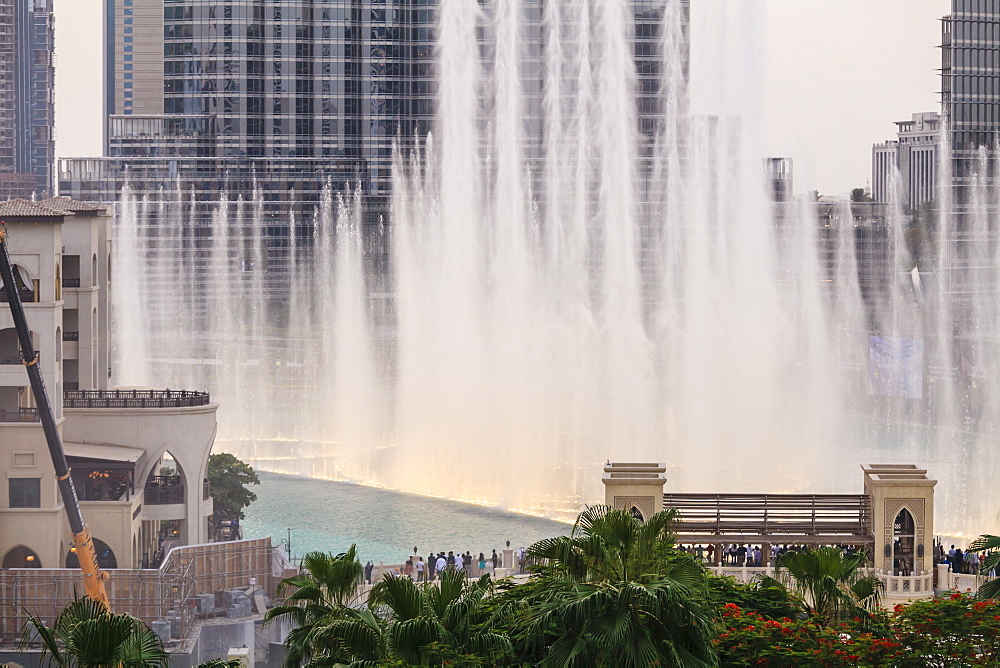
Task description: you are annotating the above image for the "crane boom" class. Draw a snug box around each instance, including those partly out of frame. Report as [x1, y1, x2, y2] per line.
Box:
[0, 225, 110, 609]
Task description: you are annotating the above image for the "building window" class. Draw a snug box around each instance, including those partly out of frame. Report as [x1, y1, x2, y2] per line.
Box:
[9, 478, 41, 508]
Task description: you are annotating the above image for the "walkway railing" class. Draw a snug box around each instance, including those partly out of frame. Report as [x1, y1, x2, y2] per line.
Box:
[63, 389, 211, 408]
[0, 287, 36, 303]
[145, 476, 185, 505]
[876, 570, 934, 596]
[0, 408, 40, 422]
[664, 493, 873, 544]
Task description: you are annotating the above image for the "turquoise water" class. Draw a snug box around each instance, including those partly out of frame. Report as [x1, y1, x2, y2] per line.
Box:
[242, 472, 570, 564]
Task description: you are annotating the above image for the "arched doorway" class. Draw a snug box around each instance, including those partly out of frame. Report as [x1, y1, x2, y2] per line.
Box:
[3, 545, 42, 568]
[66, 537, 118, 569]
[893, 508, 915, 576]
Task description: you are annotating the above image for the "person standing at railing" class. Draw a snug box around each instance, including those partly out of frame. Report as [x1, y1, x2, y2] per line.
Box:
[415, 556, 425, 582]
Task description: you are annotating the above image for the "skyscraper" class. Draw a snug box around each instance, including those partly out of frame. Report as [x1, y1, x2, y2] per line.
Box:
[61, 1, 688, 217]
[0, 0, 54, 199]
[941, 2, 1000, 206]
[940, 1, 1000, 301]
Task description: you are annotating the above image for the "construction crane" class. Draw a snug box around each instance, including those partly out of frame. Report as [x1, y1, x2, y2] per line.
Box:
[0, 225, 110, 609]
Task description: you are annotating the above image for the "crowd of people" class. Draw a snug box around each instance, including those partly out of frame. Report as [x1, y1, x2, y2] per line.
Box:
[677, 543, 866, 567]
[937, 543, 993, 575]
[363, 547, 531, 584]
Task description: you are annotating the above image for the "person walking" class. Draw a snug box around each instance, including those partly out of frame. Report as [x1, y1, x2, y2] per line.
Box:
[478, 552, 486, 575]
[491, 549, 498, 570]
[435, 553, 447, 579]
[463, 552, 473, 575]
[416, 556, 425, 582]
[953, 547, 964, 574]
[364, 561, 373, 585]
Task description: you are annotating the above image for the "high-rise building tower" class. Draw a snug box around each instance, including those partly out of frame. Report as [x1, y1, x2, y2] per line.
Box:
[941, 2, 1000, 207]
[871, 112, 940, 213]
[62, 1, 689, 215]
[0, 0, 54, 199]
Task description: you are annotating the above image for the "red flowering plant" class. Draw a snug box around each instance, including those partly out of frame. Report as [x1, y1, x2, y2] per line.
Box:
[714, 603, 914, 667]
[894, 593, 1000, 665]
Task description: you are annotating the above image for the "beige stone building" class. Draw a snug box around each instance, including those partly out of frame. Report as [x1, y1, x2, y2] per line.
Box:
[0, 197, 217, 571]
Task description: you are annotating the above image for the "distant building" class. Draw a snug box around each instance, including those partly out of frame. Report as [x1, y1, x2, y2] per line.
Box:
[765, 157, 793, 203]
[0, 0, 54, 199]
[941, 2, 1000, 204]
[0, 198, 217, 570]
[871, 112, 940, 213]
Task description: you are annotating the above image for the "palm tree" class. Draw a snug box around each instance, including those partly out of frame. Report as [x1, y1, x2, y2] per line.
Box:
[513, 505, 718, 668]
[764, 546, 882, 624]
[263, 546, 365, 668]
[21, 596, 168, 668]
[309, 568, 513, 666]
[968, 534, 1000, 599]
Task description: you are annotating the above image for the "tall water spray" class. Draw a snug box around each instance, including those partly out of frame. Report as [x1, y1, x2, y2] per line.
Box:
[112, 1, 1000, 533]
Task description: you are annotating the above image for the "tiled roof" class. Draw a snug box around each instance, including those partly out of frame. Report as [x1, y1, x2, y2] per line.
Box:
[37, 196, 107, 213]
[0, 198, 73, 218]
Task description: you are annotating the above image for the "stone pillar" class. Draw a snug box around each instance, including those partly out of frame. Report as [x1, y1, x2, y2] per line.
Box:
[862, 464, 936, 579]
[601, 462, 666, 522]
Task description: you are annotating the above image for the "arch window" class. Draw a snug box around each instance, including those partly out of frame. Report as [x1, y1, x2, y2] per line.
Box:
[66, 537, 118, 569]
[0, 264, 35, 302]
[630, 506, 644, 522]
[892, 508, 916, 576]
[2, 545, 42, 568]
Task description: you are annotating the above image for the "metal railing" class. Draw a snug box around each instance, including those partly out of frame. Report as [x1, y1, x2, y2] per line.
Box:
[63, 331, 79, 341]
[0, 353, 23, 364]
[145, 476, 185, 505]
[63, 388, 211, 408]
[0, 408, 40, 422]
[0, 287, 36, 303]
[62, 278, 81, 288]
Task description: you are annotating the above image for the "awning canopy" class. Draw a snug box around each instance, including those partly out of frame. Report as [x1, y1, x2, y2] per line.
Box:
[64, 441, 145, 463]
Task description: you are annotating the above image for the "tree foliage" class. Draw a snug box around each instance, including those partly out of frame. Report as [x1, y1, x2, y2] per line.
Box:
[21, 596, 168, 668]
[207, 453, 260, 520]
[511, 505, 719, 667]
[969, 533, 1000, 600]
[263, 547, 365, 668]
[762, 547, 882, 626]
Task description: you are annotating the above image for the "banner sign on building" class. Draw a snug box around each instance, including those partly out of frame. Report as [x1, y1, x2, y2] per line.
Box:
[868, 336, 924, 399]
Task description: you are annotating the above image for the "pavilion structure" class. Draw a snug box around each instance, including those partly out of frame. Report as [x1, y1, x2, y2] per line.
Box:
[602, 462, 937, 599]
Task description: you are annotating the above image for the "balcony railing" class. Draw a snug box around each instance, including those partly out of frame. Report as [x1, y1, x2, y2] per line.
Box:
[63, 389, 211, 409]
[0, 408, 40, 423]
[0, 354, 22, 365]
[145, 476, 185, 505]
[0, 287, 36, 303]
[63, 331, 79, 342]
[63, 278, 81, 288]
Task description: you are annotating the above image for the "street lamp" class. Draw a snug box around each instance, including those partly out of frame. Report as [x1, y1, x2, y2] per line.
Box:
[279, 528, 293, 563]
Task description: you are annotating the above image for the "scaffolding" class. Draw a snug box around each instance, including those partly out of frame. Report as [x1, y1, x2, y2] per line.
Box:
[0, 538, 275, 645]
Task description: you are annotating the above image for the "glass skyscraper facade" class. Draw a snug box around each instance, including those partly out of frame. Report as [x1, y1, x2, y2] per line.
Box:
[0, 0, 54, 199]
[62, 0, 687, 209]
[59, 0, 689, 324]
[941, 0, 1000, 198]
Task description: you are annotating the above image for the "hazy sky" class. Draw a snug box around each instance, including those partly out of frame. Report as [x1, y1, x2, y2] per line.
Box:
[52, 0, 949, 196]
